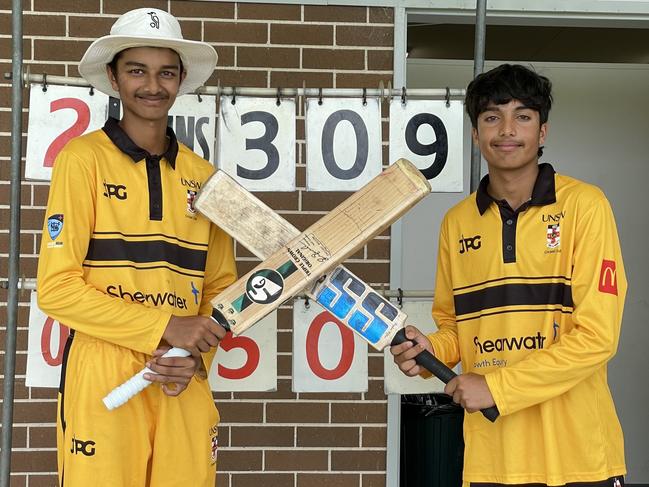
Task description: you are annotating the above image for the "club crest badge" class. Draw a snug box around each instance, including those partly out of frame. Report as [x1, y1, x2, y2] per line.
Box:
[47, 214, 64, 240]
[210, 435, 218, 464]
[546, 223, 560, 248]
[186, 190, 197, 214]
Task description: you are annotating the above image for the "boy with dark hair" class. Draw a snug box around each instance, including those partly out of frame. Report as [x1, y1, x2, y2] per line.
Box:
[391, 64, 627, 487]
[36, 8, 236, 486]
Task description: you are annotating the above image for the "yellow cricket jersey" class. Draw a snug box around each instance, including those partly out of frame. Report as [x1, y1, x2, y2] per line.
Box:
[37, 117, 237, 369]
[428, 163, 626, 486]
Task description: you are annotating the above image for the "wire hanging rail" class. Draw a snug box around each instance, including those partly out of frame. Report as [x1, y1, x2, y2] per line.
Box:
[4, 71, 466, 102]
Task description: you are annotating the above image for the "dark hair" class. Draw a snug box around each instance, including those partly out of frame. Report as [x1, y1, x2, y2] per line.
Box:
[465, 64, 552, 158]
[107, 48, 184, 77]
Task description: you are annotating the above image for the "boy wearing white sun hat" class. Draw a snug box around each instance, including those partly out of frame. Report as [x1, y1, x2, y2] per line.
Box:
[37, 8, 237, 486]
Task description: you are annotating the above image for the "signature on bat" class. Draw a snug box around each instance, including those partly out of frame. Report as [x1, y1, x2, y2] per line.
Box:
[298, 233, 331, 263]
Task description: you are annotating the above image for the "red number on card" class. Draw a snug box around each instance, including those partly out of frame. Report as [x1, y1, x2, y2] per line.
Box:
[217, 332, 260, 380]
[41, 317, 70, 366]
[306, 311, 355, 380]
[43, 98, 91, 168]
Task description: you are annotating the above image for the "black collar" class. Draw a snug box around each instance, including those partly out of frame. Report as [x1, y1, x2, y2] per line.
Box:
[476, 163, 557, 215]
[102, 117, 178, 169]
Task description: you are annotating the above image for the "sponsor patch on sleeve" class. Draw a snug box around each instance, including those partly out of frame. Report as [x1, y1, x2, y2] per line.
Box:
[47, 214, 64, 240]
[598, 259, 618, 295]
[46, 214, 64, 248]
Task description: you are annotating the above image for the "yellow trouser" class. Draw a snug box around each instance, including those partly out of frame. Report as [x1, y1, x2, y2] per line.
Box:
[57, 332, 219, 487]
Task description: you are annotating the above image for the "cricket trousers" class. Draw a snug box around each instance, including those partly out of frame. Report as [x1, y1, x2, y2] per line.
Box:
[57, 332, 219, 487]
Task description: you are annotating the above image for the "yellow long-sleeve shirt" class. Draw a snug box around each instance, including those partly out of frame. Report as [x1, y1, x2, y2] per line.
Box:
[429, 163, 626, 486]
[37, 118, 237, 370]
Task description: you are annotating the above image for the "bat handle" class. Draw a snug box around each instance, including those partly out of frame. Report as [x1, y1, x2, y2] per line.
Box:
[211, 308, 231, 331]
[391, 328, 499, 423]
[102, 347, 191, 410]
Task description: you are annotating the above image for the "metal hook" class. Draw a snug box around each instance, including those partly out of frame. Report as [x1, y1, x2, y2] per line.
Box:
[276, 87, 281, 106]
[304, 295, 310, 309]
[401, 86, 407, 105]
[397, 288, 404, 308]
[362, 87, 367, 106]
[89, 86, 94, 96]
[300, 79, 307, 117]
[231, 86, 236, 105]
[445, 86, 451, 108]
[318, 87, 323, 106]
[378, 80, 385, 103]
[18, 274, 28, 300]
[196, 88, 203, 103]
[22, 65, 30, 89]
[41, 72, 48, 92]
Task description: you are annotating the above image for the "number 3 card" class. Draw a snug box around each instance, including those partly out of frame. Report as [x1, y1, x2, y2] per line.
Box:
[217, 96, 296, 192]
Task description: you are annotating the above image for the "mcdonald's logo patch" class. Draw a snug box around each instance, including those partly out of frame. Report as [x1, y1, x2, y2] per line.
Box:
[598, 260, 618, 295]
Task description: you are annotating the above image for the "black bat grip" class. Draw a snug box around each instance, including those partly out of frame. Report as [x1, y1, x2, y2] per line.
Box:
[391, 328, 499, 422]
[211, 308, 231, 332]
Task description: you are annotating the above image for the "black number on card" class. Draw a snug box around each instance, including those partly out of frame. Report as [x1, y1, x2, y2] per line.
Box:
[405, 113, 448, 180]
[239, 111, 280, 180]
[321, 109, 368, 180]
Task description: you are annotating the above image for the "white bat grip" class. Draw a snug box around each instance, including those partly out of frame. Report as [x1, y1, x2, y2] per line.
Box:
[102, 347, 191, 411]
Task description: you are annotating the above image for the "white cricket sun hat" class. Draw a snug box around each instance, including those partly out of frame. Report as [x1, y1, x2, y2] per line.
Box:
[78, 8, 217, 98]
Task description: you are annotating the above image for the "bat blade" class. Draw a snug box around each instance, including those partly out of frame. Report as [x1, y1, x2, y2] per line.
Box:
[204, 159, 431, 335]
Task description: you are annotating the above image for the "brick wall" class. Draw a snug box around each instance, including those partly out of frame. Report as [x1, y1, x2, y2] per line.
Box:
[0, 1, 395, 486]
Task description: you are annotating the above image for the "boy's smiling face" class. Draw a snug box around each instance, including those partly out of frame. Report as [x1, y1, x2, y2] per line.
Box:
[107, 46, 185, 124]
[472, 99, 548, 173]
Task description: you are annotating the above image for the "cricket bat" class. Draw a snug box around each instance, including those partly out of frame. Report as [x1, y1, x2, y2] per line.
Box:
[206, 159, 431, 336]
[195, 159, 499, 422]
[103, 159, 430, 409]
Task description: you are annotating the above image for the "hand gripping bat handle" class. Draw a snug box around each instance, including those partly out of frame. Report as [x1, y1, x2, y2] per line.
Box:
[102, 347, 191, 411]
[391, 328, 499, 422]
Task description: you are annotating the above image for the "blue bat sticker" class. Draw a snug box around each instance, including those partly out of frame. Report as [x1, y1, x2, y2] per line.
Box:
[315, 268, 396, 345]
